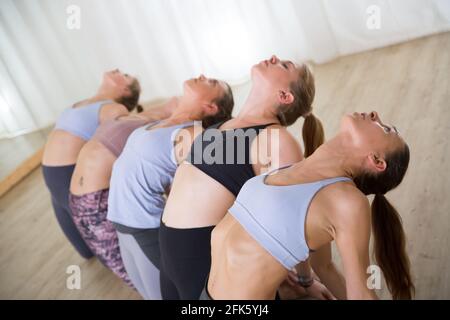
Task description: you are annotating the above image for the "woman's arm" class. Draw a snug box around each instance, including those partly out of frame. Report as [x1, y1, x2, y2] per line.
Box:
[173, 125, 204, 165]
[293, 258, 336, 300]
[254, 126, 304, 175]
[334, 193, 377, 300]
[310, 243, 347, 299]
[99, 103, 129, 122]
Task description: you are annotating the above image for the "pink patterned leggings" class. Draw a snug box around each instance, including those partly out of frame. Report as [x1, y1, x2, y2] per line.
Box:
[69, 188, 133, 288]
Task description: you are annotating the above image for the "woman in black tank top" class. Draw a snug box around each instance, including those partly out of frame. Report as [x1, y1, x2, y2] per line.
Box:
[159, 55, 327, 300]
[187, 120, 277, 196]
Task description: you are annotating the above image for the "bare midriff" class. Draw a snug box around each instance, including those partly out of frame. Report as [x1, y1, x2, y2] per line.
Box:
[42, 130, 87, 166]
[69, 140, 116, 195]
[162, 162, 236, 228]
[208, 213, 287, 300]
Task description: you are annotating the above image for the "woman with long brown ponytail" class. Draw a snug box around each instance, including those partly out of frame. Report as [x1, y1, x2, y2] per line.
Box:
[354, 152, 414, 299]
[204, 111, 414, 300]
[159, 55, 327, 300]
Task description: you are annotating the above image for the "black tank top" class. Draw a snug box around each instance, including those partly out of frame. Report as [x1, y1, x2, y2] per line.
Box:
[187, 120, 276, 197]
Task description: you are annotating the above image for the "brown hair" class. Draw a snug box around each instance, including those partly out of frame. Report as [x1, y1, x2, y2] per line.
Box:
[276, 64, 324, 157]
[201, 81, 234, 129]
[353, 144, 414, 299]
[136, 105, 144, 113]
[116, 78, 141, 112]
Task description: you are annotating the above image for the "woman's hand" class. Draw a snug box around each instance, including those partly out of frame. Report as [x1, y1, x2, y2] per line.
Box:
[304, 279, 337, 300]
[277, 278, 308, 300]
[286, 270, 336, 300]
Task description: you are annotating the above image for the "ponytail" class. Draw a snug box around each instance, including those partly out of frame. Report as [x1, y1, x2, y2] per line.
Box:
[116, 77, 141, 112]
[275, 62, 321, 157]
[371, 194, 414, 299]
[136, 104, 144, 113]
[354, 143, 413, 299]
[201, 81, 234, 129]
[302, 113, 324, 157]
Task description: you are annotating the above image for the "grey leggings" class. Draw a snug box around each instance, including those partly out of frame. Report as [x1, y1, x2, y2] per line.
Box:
[117, 231, 161, 300]
[199, 280, 213, 300]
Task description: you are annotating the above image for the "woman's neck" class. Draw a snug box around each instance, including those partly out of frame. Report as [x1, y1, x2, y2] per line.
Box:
[235, 86, 280, 124]
[163, 97, 199, 124]
[290, 133, 360, 181]
[90, 87, 118, 103]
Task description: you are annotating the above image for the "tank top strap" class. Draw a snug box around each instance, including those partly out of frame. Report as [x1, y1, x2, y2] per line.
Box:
[237, 122, 278, 132]
[264, 164, 293, 176]
[144, 119, 162, 130]
[71, 99, 113, 109]
[178, 120, 196, 129]
[256, 122, 278, 129]
[208, 121, 278, 131]
[318, 176, 352, 187]
[207, 120, 227, 130]
[97, 99, 114, 106]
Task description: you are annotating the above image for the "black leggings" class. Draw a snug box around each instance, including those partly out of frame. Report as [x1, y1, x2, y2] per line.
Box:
[42, 164, 93, 259]
[159, 222, 214, 300]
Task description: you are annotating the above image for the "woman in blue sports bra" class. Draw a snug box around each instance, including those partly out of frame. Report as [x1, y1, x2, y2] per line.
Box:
[205, 111, 414, 300]
[159, 55, 327, 300]
[42, 69, 141, 258]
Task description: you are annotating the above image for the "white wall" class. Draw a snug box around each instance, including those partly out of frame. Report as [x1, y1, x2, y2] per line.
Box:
[0, 0, 449, 137]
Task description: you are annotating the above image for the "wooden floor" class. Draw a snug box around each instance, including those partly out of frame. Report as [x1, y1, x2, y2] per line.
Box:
[0, 32, 449, 299]
[0, 167, 141, 299]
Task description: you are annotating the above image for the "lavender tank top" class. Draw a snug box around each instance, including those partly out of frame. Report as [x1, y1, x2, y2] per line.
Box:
[92, 118, 148, 157]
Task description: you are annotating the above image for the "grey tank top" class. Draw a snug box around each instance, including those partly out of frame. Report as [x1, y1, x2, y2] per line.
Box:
[107, 121, 194, 229]
[229, 169, 351, 269]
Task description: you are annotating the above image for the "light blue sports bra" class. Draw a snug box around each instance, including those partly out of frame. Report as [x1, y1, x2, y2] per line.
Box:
[229, 168, 351, 270]
[54, 100, 113, 141]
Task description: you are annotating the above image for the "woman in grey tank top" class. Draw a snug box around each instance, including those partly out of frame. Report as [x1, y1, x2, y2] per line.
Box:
[107, 75, 234, 299]
[68, 101, 177, 287]
[206, 111, 414, 300]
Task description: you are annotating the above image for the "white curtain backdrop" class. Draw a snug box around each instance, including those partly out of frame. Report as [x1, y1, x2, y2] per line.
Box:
[0, 0, 449, 138]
